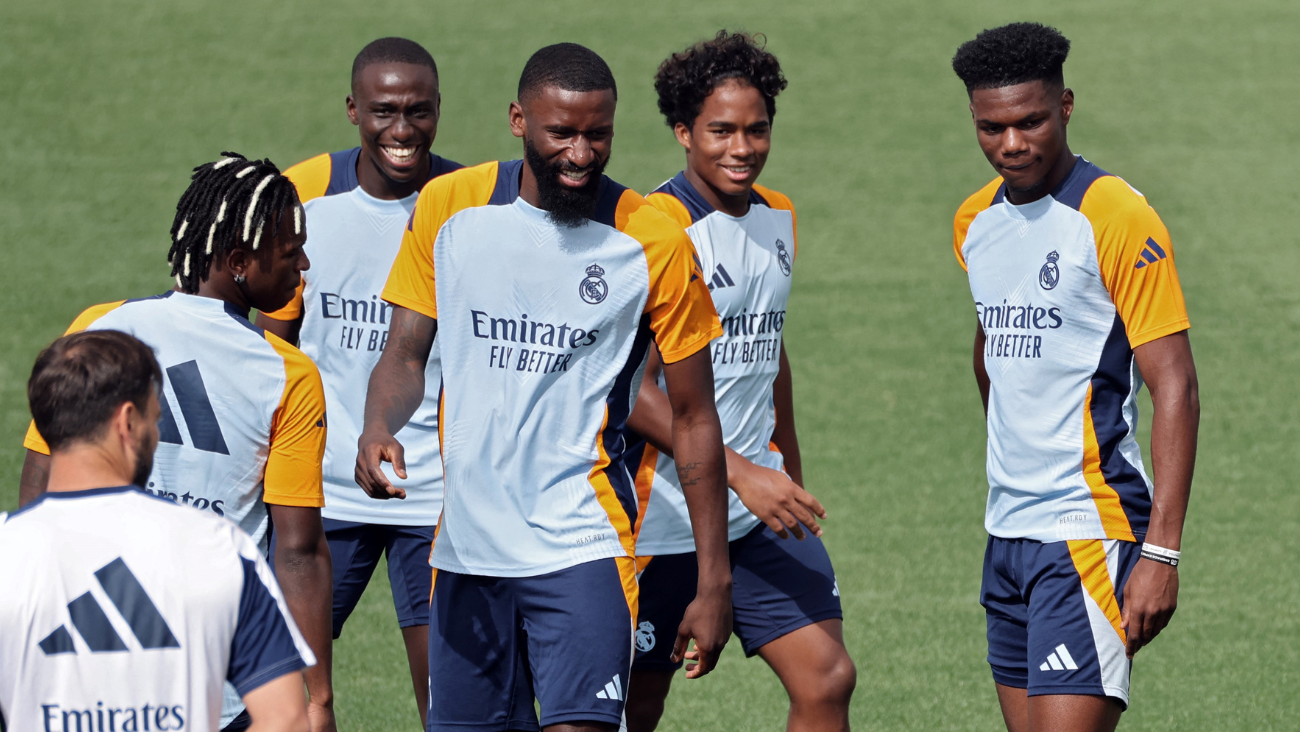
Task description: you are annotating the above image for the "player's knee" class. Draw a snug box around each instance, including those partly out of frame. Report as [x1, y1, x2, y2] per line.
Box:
[793, 651, 857, 709]
[623, 694, 666, 732]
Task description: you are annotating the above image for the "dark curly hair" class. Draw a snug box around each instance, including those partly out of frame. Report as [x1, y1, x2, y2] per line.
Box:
[654, 30, 787, 130]
[951, 22, 1070, 95]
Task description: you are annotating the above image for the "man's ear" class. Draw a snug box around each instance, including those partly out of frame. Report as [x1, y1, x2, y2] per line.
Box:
[225, 247, 248, 279]
[109, 400, 137, 448]
[1060, 88, 1075, 126]
[509, 100, 527, 139]
[673, 122, 693, 152]
[347, 94, 359, 126]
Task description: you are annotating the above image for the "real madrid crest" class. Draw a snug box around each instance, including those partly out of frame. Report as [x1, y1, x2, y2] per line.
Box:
[1038, 250, 1060, 290]
[775, 239, 792, 276]
[635, 621, 656, 652]
[580, 263, 608, 304]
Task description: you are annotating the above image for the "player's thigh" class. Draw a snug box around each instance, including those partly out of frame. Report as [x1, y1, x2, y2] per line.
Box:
[631, 552, 698, 674]
[427, 570, 539, 732]
[982, 536, 1031, 691]
[756, 618, 855, 704]
[994, 683, 1029, 732]
[384, 523, 437, 628]
[1027, 694, 1121, 732]
[730, 523, 843, 658]
[519, 557, 635, 730]
[320, 518, 386, 637]
[1023, 539, 1138, 710]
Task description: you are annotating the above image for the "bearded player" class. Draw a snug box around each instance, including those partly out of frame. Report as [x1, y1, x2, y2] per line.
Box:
[357, 43, 732, 732]
[257, 37, 460, 724]
[623, 32, 855, 732]
[951, 23, 1199, 732]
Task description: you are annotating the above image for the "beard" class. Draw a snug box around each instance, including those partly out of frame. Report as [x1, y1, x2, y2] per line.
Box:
[524, 137, 607, 228]
[131, 432, 156, 487]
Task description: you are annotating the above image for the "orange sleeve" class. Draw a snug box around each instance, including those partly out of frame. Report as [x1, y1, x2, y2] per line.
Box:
[24, 301, 127, 455]
[953, 177, 1003, 272]
[1080, 177, 1190, 348]
[259, 278, 305, 321]
[382, 162, 499, 320]
[753, 183, 798, 260]
[262, 333, 327, 507]
[283, 153, 332, 204]
[619, 190, 722, 364]
[645, 192, 693, 230]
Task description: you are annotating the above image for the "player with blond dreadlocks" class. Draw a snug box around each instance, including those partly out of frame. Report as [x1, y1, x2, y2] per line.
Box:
[19, 152, 338, 732]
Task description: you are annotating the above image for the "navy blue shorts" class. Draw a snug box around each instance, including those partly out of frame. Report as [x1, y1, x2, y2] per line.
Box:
[426, 557, 637, 732]
[981, 536, 1141, 707]
[322, 518, 435, 636]
[633, 523, 842, 670]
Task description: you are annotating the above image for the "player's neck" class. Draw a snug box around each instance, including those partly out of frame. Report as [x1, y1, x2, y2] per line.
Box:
[358, 154, 428, 201]
[46, 445, 136, 494]
[684, 166, 750, 217]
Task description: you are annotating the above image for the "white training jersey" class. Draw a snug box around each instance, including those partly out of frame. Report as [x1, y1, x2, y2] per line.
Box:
[25, 291, 328, 551]
[383, 160, 721, 577]
[0, 486, 315, 732]
[262, 148, 461, 526]
[954, 157, 1190, 543]
[632, 174, 798, 555]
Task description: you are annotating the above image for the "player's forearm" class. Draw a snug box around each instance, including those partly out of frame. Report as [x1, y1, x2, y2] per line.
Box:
[1145, 370, 1199, 550]
[363, 349, 427, 437]
[626, 380, 676, 457]
[974, 323, 990, 415]
[275, 532, 334, 707]
[19, 449, 51, 506]
[770, 344, 803, 487]
[672, 407, 732, 590]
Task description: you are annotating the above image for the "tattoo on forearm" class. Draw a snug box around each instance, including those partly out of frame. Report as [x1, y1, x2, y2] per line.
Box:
[677, 461, 704, 488]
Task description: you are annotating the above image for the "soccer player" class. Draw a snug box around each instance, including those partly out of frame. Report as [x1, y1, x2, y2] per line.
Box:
[623, 32, 856, 732]
[256, 37, 460, 723]
[357, 43, 733, 732]
[0, 329, 314, 732]
[950, 23, 1199, 732]
[18, 153, 336, 732]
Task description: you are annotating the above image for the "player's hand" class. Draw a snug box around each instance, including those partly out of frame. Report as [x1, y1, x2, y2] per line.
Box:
[729, 459, 826, 540]
[355, 426, 407, 500]
[671, 584, 732, 679]
[308, 699, 337, 732]
[1120, 558, 1178, 659]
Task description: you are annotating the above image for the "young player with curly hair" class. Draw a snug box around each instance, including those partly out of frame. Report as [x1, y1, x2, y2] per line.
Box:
[624, 30, 856, 732]
[951, 22, 1199, 732]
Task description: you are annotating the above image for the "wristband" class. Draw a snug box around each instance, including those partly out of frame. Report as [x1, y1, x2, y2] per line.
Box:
[1141, 543, 1180, 567]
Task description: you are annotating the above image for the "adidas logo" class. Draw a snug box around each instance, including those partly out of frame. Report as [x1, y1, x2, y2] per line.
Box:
[1134, 237, 1168, 269]
[707, 263, 737, 291]
[594, 673, 623, 701]
[40, 558, 180, 655]
[1039, 644, 1079, 672]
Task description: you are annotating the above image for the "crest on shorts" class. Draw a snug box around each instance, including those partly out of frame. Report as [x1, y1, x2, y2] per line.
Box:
[580, 263, 608, 304]
[1038, 251, 1060, 290]
[775, 239, 792, 276]
[635, 621, 656, 652]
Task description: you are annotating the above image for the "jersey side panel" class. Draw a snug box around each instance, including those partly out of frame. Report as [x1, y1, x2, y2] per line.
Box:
[262, 333, 327, 507]
[751, 184, 798, 259]
[23, 301, 128, 455]
[382, 162, 500, 320]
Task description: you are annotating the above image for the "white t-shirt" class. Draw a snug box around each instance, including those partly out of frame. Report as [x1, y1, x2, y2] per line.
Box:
[383, 160, 721, 577]
[264, 148, 461, 526]
[633, 174, 798, 555]
[0, 486, 315, 732]
[954, 157, 1190, 543]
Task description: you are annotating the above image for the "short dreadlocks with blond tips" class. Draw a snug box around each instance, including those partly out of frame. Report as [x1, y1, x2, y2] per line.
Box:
[167, 152, 302, 293]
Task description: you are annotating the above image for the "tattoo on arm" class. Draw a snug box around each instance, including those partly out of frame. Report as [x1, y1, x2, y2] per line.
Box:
[676, 461, 704, 488]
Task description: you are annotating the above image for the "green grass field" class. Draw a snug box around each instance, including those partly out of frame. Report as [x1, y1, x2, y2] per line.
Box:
[3, 0, 1298, 729]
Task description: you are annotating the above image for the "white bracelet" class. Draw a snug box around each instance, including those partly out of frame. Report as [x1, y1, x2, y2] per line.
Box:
[1141, 543, 1181, 560]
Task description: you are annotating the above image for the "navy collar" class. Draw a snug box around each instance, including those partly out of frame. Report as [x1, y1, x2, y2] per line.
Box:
[652, 172, 769, 224]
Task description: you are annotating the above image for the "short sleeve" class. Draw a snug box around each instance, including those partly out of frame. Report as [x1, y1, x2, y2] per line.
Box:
[953, 178, 1003, 273]
[283, 153, 332, 205]
[259, 279, 305, 322]
[24, 301, 127, 456]
[227, 529, 316, 696]
[262, 334, 326, 507]
[620, 193, 721, 364]
[1080, 177, 1190, 348]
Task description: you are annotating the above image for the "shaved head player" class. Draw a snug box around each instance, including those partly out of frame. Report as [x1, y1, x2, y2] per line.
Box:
[358, 43, 733, 732]
[951, 22, 1199, 732]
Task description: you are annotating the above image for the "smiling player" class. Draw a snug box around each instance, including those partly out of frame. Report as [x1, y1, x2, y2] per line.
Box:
[357, 43, 733, 732]
[624, 32, 856, 732]
[256, 37, 459, 724]
[951, 23, 1199, 732]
